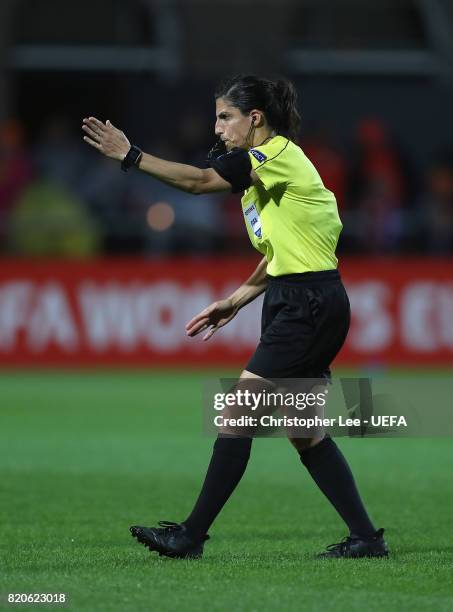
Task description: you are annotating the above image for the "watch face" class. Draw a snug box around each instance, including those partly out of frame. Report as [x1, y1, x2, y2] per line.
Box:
[130, 147, 141, 162]
[121, 146, 142, 171]
[125, 146, 142, 167]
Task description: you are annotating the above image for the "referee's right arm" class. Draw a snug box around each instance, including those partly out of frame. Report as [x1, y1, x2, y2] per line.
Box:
[137, 154, 232, 194]
[82, 116, 234, 194]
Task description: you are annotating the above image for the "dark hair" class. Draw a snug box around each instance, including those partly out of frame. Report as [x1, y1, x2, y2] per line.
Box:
[215, 75, 301, 143]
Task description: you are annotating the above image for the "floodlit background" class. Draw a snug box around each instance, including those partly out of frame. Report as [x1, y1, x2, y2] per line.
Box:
[1, 0, 453, 258]
[0, 0, 452, 369]
[1, 2, 453, 611]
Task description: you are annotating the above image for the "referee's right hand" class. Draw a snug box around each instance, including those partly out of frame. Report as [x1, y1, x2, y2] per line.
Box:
[186, 299, 238, 341]
[82, 117, 130, 161]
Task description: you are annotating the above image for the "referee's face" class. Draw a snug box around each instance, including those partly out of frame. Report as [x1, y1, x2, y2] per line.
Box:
[215, 98, 254, 151]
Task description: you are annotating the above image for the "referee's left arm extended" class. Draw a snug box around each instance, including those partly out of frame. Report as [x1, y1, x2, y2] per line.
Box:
[81, 116, 259, 194]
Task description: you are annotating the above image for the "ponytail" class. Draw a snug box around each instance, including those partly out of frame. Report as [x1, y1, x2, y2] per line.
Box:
[273, 79, 301, 143]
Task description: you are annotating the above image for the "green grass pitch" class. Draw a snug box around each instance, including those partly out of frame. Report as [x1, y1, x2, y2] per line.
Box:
[1, 370, 453, 611]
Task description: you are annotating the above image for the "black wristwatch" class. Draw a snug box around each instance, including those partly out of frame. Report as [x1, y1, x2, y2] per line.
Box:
[121, 145, 143, 172]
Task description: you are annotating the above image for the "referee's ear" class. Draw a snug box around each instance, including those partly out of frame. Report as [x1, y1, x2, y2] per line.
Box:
[250, 110, 264, 128]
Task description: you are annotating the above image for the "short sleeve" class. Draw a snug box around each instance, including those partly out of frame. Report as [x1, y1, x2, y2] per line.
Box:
[208, 148, 252, 193]
[248, 142, 289, 191]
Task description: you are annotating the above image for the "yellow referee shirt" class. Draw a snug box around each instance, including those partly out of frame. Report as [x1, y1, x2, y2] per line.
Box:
[242, 135, 342, 276]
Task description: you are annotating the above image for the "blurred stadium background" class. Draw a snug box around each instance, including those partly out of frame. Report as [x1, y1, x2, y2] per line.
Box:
[0, 0, 452, 368]
[1, 2, 453, 611]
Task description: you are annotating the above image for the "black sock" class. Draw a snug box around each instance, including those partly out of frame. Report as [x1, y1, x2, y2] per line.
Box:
[300, 437, 376, 539]
[183, 435, 252, 539]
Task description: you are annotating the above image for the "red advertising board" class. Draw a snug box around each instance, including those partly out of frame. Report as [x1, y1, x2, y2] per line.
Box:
[0, 258, 452, 367]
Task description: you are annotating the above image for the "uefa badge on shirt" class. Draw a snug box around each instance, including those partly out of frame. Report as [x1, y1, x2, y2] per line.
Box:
[244, 203, 262, 238]
[250, 149, 267, 163]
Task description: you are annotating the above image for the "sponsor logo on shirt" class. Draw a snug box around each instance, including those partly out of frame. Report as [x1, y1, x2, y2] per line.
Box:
[250, 149, 267, 163]
[244, 203, 262, 238]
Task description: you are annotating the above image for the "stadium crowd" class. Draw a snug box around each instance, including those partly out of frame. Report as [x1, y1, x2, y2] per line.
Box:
[1, 113, 452, 257]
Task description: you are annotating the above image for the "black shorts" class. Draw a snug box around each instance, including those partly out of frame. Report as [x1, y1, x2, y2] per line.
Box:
[246, 270, 350, 379]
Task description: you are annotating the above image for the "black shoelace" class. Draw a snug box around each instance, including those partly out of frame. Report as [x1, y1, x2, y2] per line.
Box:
[155, 520, 210, 542]
[156, 521, 182, 534]
[325, 535, 358, 554]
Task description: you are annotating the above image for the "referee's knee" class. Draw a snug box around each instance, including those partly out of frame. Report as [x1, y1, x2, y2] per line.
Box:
[287, 435, 325, 454]
[213, 434, 252, 460]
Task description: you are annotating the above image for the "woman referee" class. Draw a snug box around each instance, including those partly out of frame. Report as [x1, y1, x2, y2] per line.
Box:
[82, 75, 388, 560]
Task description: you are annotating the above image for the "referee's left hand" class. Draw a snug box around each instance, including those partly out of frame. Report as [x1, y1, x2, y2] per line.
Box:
[186, 299, 239, 341]
[82, 117, 130, 161]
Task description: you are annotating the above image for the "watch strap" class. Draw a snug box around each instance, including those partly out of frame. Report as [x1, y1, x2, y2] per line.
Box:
[121, 145, 143, 172]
